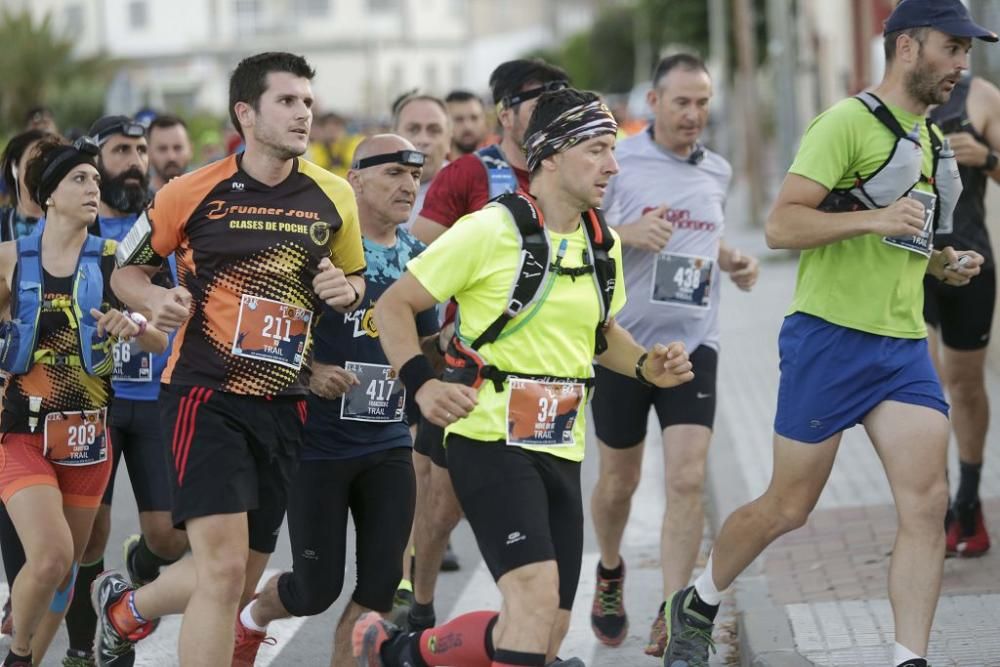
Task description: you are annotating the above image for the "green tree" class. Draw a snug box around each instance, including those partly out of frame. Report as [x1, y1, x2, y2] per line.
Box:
[0, 9, 116, 136]
[528, 0, 767, 94]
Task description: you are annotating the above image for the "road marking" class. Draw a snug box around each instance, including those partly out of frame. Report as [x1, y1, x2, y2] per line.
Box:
[135, 569, 307, 666]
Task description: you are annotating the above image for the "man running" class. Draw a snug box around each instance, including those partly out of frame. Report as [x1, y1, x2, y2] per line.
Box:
[444, 90, 489, 157]
[587, 53, 759, 656]
[403, 58, 570, 633]
[92, 51, 366, 667]
[354, 87, 693, 667]
[147, 115, 194, 192]
[660, 3, 995, 667]
[232, 134, 436, 667]
[392, 94, 450, 229]
[926, 73, 1000, 557]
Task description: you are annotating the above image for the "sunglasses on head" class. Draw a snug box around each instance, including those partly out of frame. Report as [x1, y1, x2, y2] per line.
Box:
[501, 80, 569, 108]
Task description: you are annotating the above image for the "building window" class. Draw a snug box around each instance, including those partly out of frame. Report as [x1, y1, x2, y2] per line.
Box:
[295, 0, 330, 17]
[368, 0, 399, 12]
[234, 0, 261, 36]
[128, 0, 148, 29]
[64, 3, 84, 33]
[425, 63, 438, 92]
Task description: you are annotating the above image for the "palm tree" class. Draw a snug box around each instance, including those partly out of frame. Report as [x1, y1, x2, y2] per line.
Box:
[0, 9, 115, 135]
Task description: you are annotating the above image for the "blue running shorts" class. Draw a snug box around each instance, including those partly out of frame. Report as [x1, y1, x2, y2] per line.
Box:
[774, 313, 949, 443]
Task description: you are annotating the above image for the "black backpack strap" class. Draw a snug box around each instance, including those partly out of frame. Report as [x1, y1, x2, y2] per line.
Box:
[582, 208, 616, 355]
[471, 192, 550, 349]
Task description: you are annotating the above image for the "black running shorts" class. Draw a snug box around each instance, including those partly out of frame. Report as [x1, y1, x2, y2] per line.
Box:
[159, 385, 305, 553]
[924, 269, 996, 351]
[104, 398, 173, 512]
[413, 416, 448, 469]
[446, 435, 582, 610]
[591, 345, 718, 449]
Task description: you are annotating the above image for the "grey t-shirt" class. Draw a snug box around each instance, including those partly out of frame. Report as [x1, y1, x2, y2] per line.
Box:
[603, 129, 732, 352]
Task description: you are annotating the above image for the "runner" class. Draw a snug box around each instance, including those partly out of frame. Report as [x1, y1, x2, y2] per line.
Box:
[60, 115, 188, 667]
[354, 87, 694, 667]
[391, 94, 450, 229]
[660, 3, 995, 667]
[403, 58, 570, 633]
[147, 115, 194, 192]
[587, 53, 759, 656]
[0, 129, 51, 241]
[444, 90, 489, 157]
[91, 51, 366, 667]
[926, 73, 1000, 557]
[232, 134, 437, 667]
[0, 136, 166, 667]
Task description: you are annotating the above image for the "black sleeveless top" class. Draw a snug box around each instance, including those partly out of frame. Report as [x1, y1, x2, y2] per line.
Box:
[930, 76, 994, 267]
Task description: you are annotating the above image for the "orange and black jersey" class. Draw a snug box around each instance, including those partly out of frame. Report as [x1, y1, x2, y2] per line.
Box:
[117, 155, 365, 396]
[1, 244, 118, 434]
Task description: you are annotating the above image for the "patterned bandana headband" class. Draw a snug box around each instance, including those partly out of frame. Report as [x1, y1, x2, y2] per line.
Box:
[523, 100, 618, 172]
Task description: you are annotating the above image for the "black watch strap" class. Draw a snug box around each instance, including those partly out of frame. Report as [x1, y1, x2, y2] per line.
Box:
[984, 152, 998, 172]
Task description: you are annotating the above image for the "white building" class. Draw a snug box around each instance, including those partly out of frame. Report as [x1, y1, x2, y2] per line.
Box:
[22, 0, 605, 118]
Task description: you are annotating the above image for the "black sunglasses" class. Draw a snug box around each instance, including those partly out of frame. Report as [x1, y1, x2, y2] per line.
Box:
[501, 80, 569, 108]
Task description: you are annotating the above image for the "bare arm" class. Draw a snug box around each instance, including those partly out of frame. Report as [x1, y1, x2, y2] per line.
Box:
[595, 320, 694, 388]
[374, 272, 476, 427]
[111, 264, 192, 332]
[410, 216, 450, 245]
[971, 77, 1000, 185]
[765, 173, 926, 250]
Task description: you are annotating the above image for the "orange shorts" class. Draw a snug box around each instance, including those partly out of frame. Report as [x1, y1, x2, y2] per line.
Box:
[0, 432, 113, 508]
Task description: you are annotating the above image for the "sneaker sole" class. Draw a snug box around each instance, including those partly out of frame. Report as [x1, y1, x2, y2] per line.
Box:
[90, 572, 133, 667]
[352, 612, 388, 667]
[121, 535, 142, 586]
[590, 617, 628, 647]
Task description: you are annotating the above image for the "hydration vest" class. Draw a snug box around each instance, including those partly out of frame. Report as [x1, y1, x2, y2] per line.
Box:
[475, 144, 519, 201]
[443, 192, 617, 391]
[0, 234, 114, 376]
[818, 92, 961, 231]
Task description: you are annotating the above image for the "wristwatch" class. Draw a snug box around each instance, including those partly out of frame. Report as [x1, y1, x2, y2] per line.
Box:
[984, 151, 999, 172]
[127, 311, 148, 337]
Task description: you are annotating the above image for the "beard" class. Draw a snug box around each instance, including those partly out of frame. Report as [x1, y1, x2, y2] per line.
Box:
[905, 59, 953, 106]
[155, 160, 185, 182]
[454, 132, 480, 154]
[100, 166, 149, 214]
[254, 124, 308, 161]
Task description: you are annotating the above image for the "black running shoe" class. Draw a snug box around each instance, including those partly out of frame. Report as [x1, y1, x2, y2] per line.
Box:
[897, 661, 928, 667]
[662, 586, 715, 667]
[91, 572, 143, 667]
[590, 560, 627, 646]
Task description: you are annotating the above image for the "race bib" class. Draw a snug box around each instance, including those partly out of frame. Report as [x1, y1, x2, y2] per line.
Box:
[882, 190, 936, 258]
[651, 253, 714, 309]
[43, 409, 108, 466]
[340, 362, 406, 423]
[111, 339, 152, 383]
[232, 296, 312, 370]
[506, 379, 584, 447]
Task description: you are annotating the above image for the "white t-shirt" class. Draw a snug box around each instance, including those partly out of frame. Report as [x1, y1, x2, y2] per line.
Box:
[603, 129, 731, 352]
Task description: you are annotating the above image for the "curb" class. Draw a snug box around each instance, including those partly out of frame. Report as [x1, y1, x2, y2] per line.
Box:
[707, 414, 815, 667]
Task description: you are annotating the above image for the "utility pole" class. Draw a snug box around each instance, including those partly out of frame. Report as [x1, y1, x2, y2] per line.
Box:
[733, 0, 766, 226]
[970, 0, 1000, 82]
[708, 0, 730, 156]
[767, 0, 798, 171]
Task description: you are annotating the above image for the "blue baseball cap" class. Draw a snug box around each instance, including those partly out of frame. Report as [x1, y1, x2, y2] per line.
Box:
[885, 0, 998, 42]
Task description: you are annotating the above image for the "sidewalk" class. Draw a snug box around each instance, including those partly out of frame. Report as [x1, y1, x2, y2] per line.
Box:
[709, 228, 1000, 667]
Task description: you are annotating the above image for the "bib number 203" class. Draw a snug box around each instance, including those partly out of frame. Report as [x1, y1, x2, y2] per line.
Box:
[68, 423, 98, 448]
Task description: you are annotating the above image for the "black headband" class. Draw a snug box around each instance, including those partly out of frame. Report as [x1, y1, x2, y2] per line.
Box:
[36, 137, 99, 207]
[501, 80, 569, 108]
[352, 150, 426, 170]
[523, 100, 618, 171]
